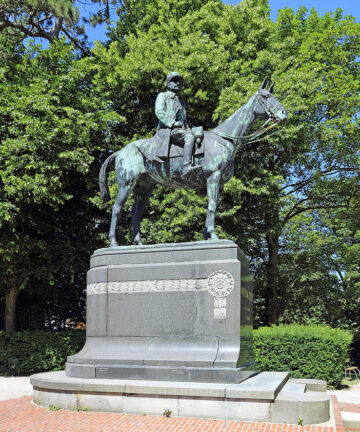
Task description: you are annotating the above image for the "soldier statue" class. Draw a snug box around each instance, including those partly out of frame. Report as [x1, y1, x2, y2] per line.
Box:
[153, 71, 202, 179]
[99, 75, 287, 246]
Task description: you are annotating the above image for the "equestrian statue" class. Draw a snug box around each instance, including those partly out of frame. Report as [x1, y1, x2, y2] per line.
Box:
[99, 74, 288, 247]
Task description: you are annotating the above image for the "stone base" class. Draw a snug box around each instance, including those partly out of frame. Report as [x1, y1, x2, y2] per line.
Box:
[67, 240, 255, 384]
[66, 362, 255, 383]
[31, 371, 330, 424]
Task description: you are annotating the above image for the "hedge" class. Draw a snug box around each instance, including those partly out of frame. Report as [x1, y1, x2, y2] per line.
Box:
[0, 326, 352, 388]
[0, 330, 86, 376]
[254, 325, 353, 388]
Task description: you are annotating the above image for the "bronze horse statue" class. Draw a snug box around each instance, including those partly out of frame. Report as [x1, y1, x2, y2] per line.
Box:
[99, 78, 287, 246]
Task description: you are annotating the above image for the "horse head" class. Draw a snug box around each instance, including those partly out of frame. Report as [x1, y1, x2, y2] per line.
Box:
[254, 77, 288, 124]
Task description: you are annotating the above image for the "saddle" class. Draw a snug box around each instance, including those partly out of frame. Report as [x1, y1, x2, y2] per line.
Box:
[170, 126, 205, 158]
[136, 126, 205, 162]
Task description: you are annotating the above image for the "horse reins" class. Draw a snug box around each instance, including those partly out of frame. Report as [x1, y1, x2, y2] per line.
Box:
[212, 92, 282, 145]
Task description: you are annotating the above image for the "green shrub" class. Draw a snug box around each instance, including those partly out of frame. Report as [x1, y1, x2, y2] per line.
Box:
[254, 325, 352, 388]
[0, 330, 86, 376]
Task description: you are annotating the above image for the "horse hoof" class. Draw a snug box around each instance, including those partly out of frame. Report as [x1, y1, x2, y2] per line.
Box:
[134, 235, 143, 246]
[109, 240, 119, 247]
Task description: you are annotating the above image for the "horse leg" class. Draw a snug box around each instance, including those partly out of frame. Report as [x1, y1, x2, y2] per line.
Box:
[109, 184, 132, 247]
[131, 181, 156, 245]
[205, 171, 221, 241]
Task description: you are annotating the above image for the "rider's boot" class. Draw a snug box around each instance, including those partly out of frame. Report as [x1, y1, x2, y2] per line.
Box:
[182, 134, 202, 180]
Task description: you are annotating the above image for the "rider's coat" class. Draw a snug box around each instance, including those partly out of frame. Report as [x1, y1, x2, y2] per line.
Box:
[153, 91, 188, 160]
[156, 90, 187, 129]
[136, 90, 191, 163]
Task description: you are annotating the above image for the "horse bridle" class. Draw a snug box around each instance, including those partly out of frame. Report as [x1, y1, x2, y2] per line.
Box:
[255, 91, 282, 120]
[212, 91, 281, 144]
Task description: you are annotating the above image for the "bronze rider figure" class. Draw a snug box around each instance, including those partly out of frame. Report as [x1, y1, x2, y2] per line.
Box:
[154, 71, 202, 179]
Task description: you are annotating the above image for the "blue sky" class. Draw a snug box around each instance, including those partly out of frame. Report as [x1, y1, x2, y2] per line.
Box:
[238, 0, 358, 21]
[80, 0, 359, 44]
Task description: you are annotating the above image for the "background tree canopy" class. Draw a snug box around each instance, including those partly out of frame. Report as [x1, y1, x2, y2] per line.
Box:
[0, 0, 359, 346]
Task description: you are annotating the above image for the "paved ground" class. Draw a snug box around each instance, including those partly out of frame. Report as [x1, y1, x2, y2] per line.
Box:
[0, 377, 359, 432]
[329, 382, 360, 432]
[0, 396, 336, 432]
[0, 377, 32, 401]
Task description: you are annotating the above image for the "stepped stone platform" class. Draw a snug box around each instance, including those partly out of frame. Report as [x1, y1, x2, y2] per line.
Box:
[30, 371, 330, 424]
[31, 241, 330, 424]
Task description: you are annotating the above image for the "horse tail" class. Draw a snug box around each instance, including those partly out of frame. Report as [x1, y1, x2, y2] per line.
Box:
[99, 152, 118, 203]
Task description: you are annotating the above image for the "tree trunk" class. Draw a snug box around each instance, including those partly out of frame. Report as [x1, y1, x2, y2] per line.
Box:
[47, 17, 63, 42]
[265, 231, 282, 325]
[5, 283, 18, 332]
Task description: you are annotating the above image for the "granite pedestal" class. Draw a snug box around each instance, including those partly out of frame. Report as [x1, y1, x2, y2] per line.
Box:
[31, 240, 330, 424]
[66, 240, 255, 383]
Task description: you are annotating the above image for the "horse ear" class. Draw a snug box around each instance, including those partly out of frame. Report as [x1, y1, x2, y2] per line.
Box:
[259, 77, 268, 90]
[269, 82, 275, 93]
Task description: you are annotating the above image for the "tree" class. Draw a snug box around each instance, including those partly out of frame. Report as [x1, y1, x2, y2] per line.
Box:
[0, 39, 120, 331]
[0, 1, 85, 50]
[1, 0, 359, 331]
[248, 6, 360, 324]
[270, 187, 360, 332]
[210, 3, 360, 324]
[92, 0, 360, 325]
[0, 0, 122, 54]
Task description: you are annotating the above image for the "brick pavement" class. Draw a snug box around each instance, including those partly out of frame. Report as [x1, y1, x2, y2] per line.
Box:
[340, 404, 360, 414]
[0, 396, 339, 432]
[331, 395, 345, 432]
[335, 396, 360, 432]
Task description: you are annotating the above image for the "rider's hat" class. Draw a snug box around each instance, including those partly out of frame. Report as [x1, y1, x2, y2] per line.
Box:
[166, 71, 185, 85]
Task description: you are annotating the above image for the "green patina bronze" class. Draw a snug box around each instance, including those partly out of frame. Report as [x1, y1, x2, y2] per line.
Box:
[99, 75, 287, 247]
[140, 72, 202, 179]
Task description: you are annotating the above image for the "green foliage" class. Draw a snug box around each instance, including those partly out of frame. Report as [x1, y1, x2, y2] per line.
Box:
[76, 406, 88, 412]
[94, 0, 360, 327]
[1, 42, 108, 209]
[0, 0, 359, 336]
[254, 325, 353, 387]
[0, 39, 119, 329]
[0, 1, 82, 48]
[275, 201, 360, 331]
[48, 405, 60, 411]
[0, 330, 86, 376]
[163, 408, 172, 418]
[0, 325, 352, 389]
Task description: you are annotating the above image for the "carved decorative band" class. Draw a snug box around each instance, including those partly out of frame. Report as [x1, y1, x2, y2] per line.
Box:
[87, 279, 209, 295]
[108, 279, 209, 293]
[86, 271, 235, 321]
[87, 282, 107, 295]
